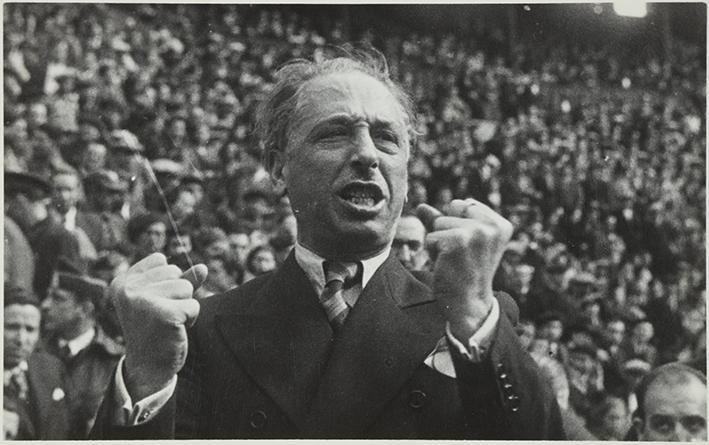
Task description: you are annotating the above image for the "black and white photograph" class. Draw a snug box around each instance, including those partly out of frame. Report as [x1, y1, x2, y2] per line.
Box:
[2, 2, 706, 441]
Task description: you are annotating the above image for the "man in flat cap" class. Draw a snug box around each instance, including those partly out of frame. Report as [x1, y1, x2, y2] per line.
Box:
[4, 285, 71, 440]
[41, 272, 124, 439]
[5, 171, 84, 299]
[80, 170, 129, 254]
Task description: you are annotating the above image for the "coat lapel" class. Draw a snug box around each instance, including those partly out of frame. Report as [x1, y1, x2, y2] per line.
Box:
[303, 255, 444, 437]
[214, 253, 334, 429]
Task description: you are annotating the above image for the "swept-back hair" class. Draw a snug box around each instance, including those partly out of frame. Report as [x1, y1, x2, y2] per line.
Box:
[255, 44, 417, 164]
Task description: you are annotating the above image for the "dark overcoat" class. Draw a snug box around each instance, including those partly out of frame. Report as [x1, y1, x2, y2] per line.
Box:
[92, 252, 564, 439]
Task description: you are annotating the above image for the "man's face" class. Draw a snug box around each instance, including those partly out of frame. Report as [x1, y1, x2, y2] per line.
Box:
[637, 378, 707, 441]
[228, 233, 251, 266]
[40, 287, 84, 337]
[52, 173, 80, 214]
[4, 304, 41, 368]
[138, 222, 167, 254]
[279, 72, 410, 259]
[393, 216, 426, 271]
[607, 320, 625, 346]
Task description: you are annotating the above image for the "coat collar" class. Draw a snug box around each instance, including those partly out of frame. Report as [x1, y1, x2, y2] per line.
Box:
[215, 251, 443, 435]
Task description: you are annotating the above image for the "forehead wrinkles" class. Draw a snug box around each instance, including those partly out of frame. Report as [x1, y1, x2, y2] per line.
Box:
[287, 72, 407, 148]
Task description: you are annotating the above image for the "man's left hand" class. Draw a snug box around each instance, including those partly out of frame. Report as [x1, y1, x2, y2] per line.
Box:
[417, 199, 513, 341]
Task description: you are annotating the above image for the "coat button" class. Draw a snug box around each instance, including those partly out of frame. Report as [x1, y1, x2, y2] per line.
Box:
[507, 395, 521, 412]
[498, 372, 508, 380]
[249, 410, 267, 429]
[385, 357, 394, 367]
[408, 390, 427, 409]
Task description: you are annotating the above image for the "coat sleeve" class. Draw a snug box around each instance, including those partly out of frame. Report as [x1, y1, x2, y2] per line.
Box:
[89, 327, 208, 439]
[448, 294, 566, 440]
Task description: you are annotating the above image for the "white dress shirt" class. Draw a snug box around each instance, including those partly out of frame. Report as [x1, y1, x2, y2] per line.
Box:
[114, 242, 500, 424]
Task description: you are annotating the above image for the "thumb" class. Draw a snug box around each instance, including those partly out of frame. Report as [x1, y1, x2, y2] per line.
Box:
[181, 264, 209, 291]
[416, 203, 443, 232]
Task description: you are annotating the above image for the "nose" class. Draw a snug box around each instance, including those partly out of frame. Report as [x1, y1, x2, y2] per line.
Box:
[398, 244, 411, 262]
[351, 126, 379, 173]
[40, 298, 51, 311]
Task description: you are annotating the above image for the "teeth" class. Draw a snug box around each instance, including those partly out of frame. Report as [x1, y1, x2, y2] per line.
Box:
[346, 196, 375, 206]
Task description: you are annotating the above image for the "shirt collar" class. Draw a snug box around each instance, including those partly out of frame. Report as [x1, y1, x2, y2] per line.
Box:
[63, 206, 77, 230]
[294, 242, 391, 296]
[4, 361, 28, 385]
[58, 326, 96, 357]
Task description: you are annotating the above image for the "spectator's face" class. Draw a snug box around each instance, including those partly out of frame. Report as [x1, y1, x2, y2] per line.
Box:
[166, 234, 192, 257]
[275, 72, 409, 258]
[241, 197, 276, 233]
[84, 143, 107, 173]
[540, 320, 563, 342]
[204, 239, 230, 260]
[601, 398, 630, 440]
[633, 322, 654, 343]
[516, 322, 535, 350]
[607, 320, 626, 346]
[250, 249, 276, 275]
[138, 222, 167, 254]
[228, 233, 250, 266]
[637, 377, 707, 441]
[52, 173, 80, 213]
[4, 304, 41, 369]
[40, 287, 85, 337]
[393, 216, 426, 271]
[172, 190, 196, 220]
[27, 103, 47, 127]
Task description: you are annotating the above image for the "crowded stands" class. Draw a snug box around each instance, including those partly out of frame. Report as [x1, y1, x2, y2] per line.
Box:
[3, 3, 705, 440]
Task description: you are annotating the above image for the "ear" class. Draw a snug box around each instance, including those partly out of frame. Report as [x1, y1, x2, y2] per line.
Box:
[632, 417, 645, 440]
[266, 149, 287, 194]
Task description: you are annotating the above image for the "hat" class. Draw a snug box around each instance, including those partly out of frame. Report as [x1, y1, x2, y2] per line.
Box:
[127, 212, 165, 244]
[4, 285, 40, 307]
[622, 359, 652, 375]
[150, 159, 183, 177]
[505, 240, 526, 256]
[568, 342, 598, 359]
[84, 170, 127, 193]
[181, 171, 204, 186]
[50, 272, 107, 305]
[536, 310, 565, 326]
[4, 171, 51, 200]
[108, 130, 143, 153]
[111, 38, 131, 52]
[569, 272, 596, 286]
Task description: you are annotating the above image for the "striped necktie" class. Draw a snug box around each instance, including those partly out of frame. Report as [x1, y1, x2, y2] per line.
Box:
[320, 261, 359, 331]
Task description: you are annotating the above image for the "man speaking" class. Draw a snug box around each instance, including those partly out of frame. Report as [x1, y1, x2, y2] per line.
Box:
[91, 48, 564, 439]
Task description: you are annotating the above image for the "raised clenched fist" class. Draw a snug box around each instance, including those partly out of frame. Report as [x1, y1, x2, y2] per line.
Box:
[417, 199, 513, 340]
[110, 253, 208, 401]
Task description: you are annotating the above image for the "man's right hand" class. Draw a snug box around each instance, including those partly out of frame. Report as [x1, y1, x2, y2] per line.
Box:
[110, 253, 208, 401]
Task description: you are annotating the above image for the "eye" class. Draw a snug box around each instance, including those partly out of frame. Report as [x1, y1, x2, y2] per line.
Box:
[317, 125, 349, 141]
[681, 416, 706, 434]
[372, 128, 399, 145]
[649, 415, 675, 435]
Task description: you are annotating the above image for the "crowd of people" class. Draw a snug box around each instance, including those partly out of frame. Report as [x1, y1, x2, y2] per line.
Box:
[3, 3, 705, 440]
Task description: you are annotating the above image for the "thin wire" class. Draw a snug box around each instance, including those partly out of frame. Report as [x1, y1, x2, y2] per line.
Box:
[134, 153, 197, 273]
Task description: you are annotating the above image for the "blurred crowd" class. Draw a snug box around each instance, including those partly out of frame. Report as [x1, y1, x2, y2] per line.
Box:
[3, 3, 706, 441]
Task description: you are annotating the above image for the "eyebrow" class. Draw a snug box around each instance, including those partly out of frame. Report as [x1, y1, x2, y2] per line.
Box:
[311, 114, 401, 134]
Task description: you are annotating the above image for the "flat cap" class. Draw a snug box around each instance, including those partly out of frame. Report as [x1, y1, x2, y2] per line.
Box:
[108, 130, 143, 153]
[5, 171, 51, 200]
[84, 169, 128, 193]
[50, 272, 107, 305]
[4, 285, 40, 307]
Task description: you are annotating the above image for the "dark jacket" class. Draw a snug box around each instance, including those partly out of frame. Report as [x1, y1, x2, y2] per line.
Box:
[91, 252, 564, 439]
[4, 352, 72, 440]
[46, 327, 124, 439]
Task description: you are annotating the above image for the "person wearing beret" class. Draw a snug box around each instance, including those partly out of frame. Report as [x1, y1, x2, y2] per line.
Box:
[4, 285, 71, 440]
[5, 170, 84, 299]
[41, 272, 124, 439]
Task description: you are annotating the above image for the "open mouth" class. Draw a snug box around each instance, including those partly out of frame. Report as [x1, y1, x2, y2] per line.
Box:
[337, 182, 385, 212]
